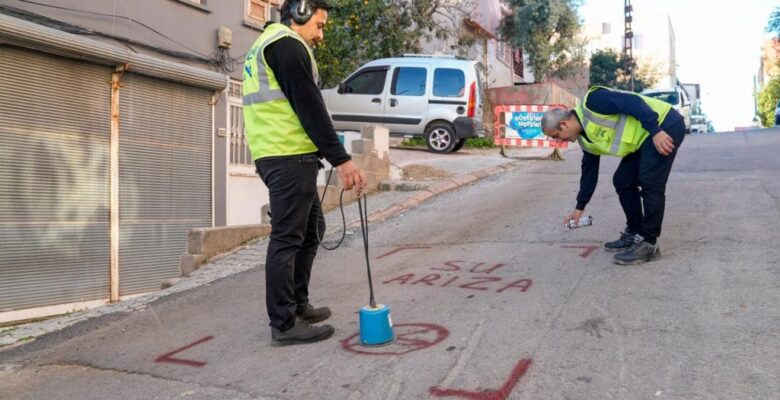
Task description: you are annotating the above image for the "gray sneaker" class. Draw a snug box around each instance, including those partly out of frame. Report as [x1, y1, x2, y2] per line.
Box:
[296, 303, 332, 324]
[605, 229, 636, 252]
[271, 317, 334, 347]
[613, 235, 661, 265]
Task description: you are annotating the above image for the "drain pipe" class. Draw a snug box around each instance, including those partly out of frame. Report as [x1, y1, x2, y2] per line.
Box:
[109, 64, 128, 303]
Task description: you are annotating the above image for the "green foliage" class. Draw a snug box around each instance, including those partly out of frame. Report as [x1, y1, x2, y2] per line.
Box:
[589, 48, 622, 88]
[398, 137, 495, 149]
[399, 138, 426, 148]
[464, 137, 495, 148]
[757, 75, 780, 127]
[767, 6, 780, 37]
[588, 49, 658, 93]
[314, 0, 475, 88]
[498, 0, 585, 82]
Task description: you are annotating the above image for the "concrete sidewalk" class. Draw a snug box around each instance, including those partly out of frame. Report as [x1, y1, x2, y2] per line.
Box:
[0, 145, 561, 349]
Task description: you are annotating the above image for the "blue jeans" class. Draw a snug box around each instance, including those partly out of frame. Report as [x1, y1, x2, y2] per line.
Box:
[612, 119, 686, 243]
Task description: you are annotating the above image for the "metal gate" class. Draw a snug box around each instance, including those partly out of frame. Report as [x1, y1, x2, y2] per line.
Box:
[0, 46, 111, 311]
[118, 73, 213, 296]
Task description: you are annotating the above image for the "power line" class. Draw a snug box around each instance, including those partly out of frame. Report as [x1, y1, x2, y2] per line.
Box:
[18, 0, 210, 58]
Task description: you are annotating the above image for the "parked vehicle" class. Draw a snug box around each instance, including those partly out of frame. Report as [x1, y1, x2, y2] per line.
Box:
[681, 83, 701, 114]
[321, 54, 483, 153]
[642, 86, 692, 133]
[690, 114, 708, 133]
[775, 99, 780, 126]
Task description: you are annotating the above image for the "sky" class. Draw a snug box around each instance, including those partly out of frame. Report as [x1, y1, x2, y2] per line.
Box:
[578, 0, 778, 131]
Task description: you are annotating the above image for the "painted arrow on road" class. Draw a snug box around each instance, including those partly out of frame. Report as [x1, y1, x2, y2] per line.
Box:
[561, 245, 600, 258]
[154, 335, 213, 368]
[429, 358, 532, 400]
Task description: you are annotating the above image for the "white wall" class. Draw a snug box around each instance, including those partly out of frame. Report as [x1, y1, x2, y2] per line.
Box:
[226, 165, 268, 226]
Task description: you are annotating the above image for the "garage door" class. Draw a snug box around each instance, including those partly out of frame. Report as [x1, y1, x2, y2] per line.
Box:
[0, 46, 111, 311]
[118, 73, 212, 295]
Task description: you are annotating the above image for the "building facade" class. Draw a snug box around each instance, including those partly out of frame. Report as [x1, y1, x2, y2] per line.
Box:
[0, 0, 279, 322]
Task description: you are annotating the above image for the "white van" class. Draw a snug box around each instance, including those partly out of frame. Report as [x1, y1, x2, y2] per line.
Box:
[641, 86, 692, 133]
[321, 54, 483, 153]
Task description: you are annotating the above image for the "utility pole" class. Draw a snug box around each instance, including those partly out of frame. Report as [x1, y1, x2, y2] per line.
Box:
[623, 0, 635, 91]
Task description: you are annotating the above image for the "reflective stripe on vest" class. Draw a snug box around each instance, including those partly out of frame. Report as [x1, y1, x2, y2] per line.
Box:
[575, 86, 672, 157]
[243, 29, 295, 106]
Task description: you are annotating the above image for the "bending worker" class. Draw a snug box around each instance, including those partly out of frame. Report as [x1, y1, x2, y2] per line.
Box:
[541, 86, 685, 265]
[243, 0, 365, 346]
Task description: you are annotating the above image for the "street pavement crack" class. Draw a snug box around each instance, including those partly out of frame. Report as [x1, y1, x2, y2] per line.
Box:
[432, 321, 485, 393]
[37, 361, 281, 399]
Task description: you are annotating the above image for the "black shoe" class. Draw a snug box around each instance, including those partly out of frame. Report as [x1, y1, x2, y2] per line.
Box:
[271, 317, 334, 347]
[613, 235, 661, 265]
[605, 229, 636, 253]
[296, 303, 332, 324]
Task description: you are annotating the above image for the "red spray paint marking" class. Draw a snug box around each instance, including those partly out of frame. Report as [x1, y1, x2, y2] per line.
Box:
[429, 358, 533, 400]
[376, 246, 431, 259]
[383, 273, 533, 294]
[432, 261, 507, 274]
[341, 323, 449, 356]
[154, 336, 213, 368]
[561, 245, 600, 258]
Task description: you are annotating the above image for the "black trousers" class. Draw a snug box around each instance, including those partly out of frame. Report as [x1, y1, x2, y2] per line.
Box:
[612, 119, 686, 244]
[256, 153, 324, 331]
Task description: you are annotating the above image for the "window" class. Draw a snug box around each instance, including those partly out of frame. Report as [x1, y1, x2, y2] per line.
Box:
[344, 69, 387, 95]
[513, 48, 524, 78]
[391, 67, 426, 96]
[228, 81, 252, 166]
[433, 68, 465, 97]
[496, 40, 512, 66]
[247, 0, 280, 24]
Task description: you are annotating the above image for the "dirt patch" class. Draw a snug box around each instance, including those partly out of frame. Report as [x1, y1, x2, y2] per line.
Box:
[402, 164, 452, 180]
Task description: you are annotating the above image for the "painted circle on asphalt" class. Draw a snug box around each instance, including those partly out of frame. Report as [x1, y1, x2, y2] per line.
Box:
[340, 323, 450, 356]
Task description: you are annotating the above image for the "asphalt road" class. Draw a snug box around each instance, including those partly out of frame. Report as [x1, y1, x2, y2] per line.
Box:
[1, 128, 778, 400]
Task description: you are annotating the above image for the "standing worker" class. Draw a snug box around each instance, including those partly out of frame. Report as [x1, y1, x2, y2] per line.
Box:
[541, 86, 685, 265]
[243, 0, 366, 346]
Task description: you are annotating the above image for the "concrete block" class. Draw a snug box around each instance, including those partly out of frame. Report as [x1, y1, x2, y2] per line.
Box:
[189, 225, 266, 258]
[361, 126, 390, 159]
[352, 139, 376, 156]
[350, 154, 369, 170]
[179, 253, 207, 277]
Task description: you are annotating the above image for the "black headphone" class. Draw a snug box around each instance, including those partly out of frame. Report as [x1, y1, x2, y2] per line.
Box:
[289, 0, 312, 25]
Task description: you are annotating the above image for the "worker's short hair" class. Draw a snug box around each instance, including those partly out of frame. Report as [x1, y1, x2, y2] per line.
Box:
[541, 108, 575, 132]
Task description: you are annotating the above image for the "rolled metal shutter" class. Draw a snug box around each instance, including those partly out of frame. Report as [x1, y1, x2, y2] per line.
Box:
[118, 73, 212, 295]
[0, 46, 111, 311]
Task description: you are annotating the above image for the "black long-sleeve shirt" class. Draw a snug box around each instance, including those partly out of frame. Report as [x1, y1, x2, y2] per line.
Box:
[263, 32, 351, 167]
[575, 88, 684, 210]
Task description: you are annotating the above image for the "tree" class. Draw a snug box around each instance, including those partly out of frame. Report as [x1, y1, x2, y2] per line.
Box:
[588, 49, 659, 93]
[767, 6, 780, 37]
[757, 75, 780, 127]
[314, 0, 476, 87]
[498, 0, 585, 82]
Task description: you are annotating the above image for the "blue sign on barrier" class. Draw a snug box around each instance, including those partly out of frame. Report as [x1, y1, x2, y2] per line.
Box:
[505, 111, 545, 140]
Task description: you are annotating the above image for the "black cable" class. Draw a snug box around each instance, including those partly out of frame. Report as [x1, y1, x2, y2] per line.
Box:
[316, 167, 376, 308]
[357, 193, 377, 308]
[315, 167, 347, 250]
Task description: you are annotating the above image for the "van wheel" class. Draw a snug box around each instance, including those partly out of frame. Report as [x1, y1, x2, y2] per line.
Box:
[425, 123, 457, 153]
[451, 138, 466, 152]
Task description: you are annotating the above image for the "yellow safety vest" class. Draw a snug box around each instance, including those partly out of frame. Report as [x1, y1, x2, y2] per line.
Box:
[574, 86, 672, 157]
[243, 23, 319, 160]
